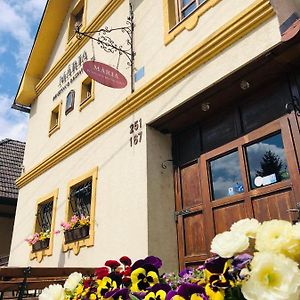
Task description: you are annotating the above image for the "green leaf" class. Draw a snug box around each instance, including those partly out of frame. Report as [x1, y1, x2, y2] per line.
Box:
[225, 287, 246, 300]
[129, 293, 141, 300]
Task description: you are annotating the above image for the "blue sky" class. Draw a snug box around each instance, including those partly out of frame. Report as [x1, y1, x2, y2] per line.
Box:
[0, 0, 47, 142]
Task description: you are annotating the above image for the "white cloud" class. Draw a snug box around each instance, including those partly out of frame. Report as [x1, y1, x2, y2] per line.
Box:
[0, 0, 46, 66]
[0, 93, 28, 141]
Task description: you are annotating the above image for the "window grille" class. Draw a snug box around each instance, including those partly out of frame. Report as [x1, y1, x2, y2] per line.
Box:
[69, 179, 92, 217]
[36, 201, 53, 232]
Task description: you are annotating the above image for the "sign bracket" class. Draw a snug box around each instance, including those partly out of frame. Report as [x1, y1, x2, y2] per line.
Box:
[75, 3, 135, 93]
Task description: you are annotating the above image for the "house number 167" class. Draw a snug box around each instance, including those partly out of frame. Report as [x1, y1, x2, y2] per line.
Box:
[129, 118, 142, 147]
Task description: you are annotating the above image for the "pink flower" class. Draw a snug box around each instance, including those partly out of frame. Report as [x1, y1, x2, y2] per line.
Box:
[71, 215, 79, 224]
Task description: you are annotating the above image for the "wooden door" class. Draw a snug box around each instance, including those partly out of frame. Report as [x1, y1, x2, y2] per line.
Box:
[175, 115, 300, 269]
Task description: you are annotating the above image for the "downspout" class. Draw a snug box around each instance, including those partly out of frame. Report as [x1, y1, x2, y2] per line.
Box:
[269, 0, 300, 41]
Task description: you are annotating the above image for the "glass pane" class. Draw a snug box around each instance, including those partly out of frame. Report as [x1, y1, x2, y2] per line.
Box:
[210, 151, 244, 200]
[182, 3, 197, 18]
[245, 133, 290, 189]
[182, 0, 192, 6]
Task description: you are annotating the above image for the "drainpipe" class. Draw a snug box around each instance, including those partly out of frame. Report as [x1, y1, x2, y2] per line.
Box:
[269, 0, 300, 41]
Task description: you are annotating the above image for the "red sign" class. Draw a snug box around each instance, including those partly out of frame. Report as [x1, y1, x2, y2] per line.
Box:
[83, 61, 127, 89]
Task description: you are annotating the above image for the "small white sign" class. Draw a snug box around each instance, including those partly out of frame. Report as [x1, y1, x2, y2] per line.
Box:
[254, 176, 263, 187]
[262, 173, 277, 186]
[254, 174, 277, 187]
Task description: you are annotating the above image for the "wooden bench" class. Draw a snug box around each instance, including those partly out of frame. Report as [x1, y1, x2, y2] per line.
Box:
[0, 267, 96, 300]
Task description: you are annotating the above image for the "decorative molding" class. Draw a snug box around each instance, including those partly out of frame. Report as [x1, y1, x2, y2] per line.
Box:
[30, 189, 59, 263]
[62, 167, 98, 255]
[163, 0, 222, 45]
[16, 0, 274, 188]
[35, 0, 125, 97]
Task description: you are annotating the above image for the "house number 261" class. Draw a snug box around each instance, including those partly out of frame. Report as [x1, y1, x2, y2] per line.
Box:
[129, 118, 142, 147]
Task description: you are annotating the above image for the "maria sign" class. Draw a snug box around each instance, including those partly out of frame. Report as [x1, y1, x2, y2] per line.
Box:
[83, 61, 127, 88]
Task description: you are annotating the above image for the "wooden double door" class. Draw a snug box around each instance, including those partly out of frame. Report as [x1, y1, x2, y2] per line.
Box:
[174, 114, 300, 269]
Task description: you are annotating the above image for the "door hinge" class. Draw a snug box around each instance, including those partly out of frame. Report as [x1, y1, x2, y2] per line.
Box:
[174, 209, 191, 222]
[287, 202, 300, 224]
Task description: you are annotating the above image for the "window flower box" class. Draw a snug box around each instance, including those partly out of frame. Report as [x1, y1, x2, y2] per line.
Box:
[64, 225, 90, 244]
[32, 238, 50, 252]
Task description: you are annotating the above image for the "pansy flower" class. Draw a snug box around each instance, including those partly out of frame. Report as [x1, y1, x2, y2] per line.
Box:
[105, 260, 121, 270]
[203, 256, 234, 299]
[104, 288, 130, 300]
[166, 283, 207, 300]
[120, 256, 132, 266]
[145, 284, 171, 300]
[130, 266, 159, 292]
[97, 277, 118, 299]
[95, 267, 110, 280]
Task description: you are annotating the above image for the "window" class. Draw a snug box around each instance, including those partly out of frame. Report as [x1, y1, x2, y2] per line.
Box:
[178, 0, 207, 20]
[209, 150, 244, 200]
[79, 77, 94, 111]
[65, 90, 75, 115]
[49, 102, 62, 136]
[245, 133, 290, 190]
[30, 189, 58, 262]
[63, 167, 98, 255]
[163, 0, 221, 44]
[68, 0, 86, 43]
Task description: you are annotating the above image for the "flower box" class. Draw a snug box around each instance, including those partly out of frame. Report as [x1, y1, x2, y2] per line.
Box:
[64, 225, 90, 244]
[32, 238, 50, 252]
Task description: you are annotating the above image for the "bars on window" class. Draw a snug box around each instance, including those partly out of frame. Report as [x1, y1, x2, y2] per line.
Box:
[36, 201, 53, 232]
[69, 179, 92, 217]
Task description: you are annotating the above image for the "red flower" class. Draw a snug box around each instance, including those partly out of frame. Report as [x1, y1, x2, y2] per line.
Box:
[122, 276, 131, 287]
[105, 260, 121, 269]
[121, 266, 131, 276]
[120, 256, 132, 266]
[83, 278, 93, 288]
[95, 267, 109, 279]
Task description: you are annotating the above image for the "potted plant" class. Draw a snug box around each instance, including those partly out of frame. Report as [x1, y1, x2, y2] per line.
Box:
[61, 215, 90, 244]
[25, 230, 50, 252]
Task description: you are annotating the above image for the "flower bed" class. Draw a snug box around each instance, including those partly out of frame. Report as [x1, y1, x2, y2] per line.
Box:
[32, 238, 50, 252]
[25, 230, 51, 252]
[39, 219, 300, 300]
[64, 225, 90, 243]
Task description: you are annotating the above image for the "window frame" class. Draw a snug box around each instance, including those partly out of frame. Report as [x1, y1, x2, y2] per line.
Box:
[49, 102, 62, 136]
[67, 0, 87, 46]
[65, 90, 75, 115]
[30, 189, 58, 263]
[62, 167, 98, 255]
[79, 76, 95, 111]
[163, 0, 221, 45]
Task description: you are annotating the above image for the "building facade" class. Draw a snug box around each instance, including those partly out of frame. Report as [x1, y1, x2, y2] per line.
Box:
[10, 0, 300, 271]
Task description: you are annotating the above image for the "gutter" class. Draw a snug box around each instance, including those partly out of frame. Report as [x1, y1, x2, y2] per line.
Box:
[11, 102, 31, 114]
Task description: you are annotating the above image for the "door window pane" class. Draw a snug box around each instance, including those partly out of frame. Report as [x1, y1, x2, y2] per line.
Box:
[210, 151, 244, 200]
[245, 133, 290, 190]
